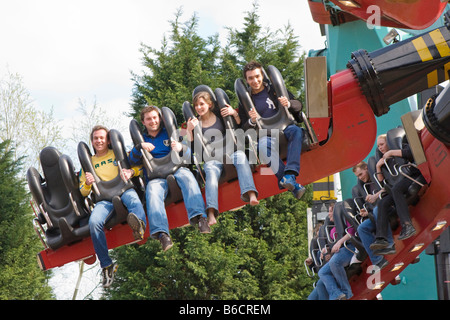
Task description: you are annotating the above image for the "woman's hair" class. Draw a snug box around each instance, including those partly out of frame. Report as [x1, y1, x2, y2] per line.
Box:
[193, 91, 213, 108]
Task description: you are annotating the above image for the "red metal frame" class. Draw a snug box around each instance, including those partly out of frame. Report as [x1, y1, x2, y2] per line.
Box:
[309, 0, 447, 30]
[349, 129, 450, 300]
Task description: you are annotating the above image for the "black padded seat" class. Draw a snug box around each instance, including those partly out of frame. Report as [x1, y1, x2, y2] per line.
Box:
[27, 147, 90, 250]
[375, 127, 426, 205]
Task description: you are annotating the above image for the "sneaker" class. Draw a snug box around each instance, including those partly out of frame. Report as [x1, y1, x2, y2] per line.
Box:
[373, 244, 396, 256]
[102, 263, 118, 288]
[159, 233, 173, 252]
[398, 223, 416, 240]
[279, 174, 296, 191]
[292, 184, 306, 200]
[127, 212, 146, 241]
[336, 293, 347, 300]
[198, 216, 211, 234]
[369, 238, 389, 251]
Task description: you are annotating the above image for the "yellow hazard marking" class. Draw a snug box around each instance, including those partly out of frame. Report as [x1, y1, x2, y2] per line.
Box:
[427, 70, 438, 88]
[312, 190, 336, 201]
[412, 37, 433, 62]
[445, 62, 450, 81]
[429, 29, 450, 58]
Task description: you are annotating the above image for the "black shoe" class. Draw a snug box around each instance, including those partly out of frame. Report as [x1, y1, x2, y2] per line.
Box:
[102, 263, 118, 288]
[373, 244, 396, 256]
[369, 239, 389, 251]
[371, 258, 389, 274]
[158, 233, 173, 252]
[127, 212, 146, 241]
[398, 223, 416, 240]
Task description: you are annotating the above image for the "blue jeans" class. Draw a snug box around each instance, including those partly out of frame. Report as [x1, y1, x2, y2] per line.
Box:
[308, 278, 329, 300]
[357, 206, 394, 265]
[203, 151, 258, 211]
[318, 243, 355, 300]
[145, 167, 205, 237]
[89, 188, 146, 268]
[258, 124, 303, 189]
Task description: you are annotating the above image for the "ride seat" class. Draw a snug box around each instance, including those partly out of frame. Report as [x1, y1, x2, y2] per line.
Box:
[77, 129, 137, 228]
[183, 85, 248, 188]
[330, 200, 367, 273]
[234, 65, 312, 161]
[27, 147, 90, 250]
[376, 127, 426, 205]
[129, 107, 186, 205]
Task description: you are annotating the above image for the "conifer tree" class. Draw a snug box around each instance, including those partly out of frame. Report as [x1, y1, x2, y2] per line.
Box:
[130, 8, 222, 124]
[0, 140, 54, 299]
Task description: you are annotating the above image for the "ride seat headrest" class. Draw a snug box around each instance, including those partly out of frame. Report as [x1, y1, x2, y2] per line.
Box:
[192, 85, 220, 114]
[40, 147, 62, 168]
[386, 126, 406, 150]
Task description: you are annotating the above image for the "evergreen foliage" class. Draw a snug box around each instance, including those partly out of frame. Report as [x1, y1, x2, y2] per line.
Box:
[129, 3, 305, 123]
[107, 191, 314, 300]
[0, 140, 54, 299]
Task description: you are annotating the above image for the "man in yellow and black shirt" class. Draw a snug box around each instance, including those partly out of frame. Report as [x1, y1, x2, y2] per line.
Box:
[79, 125, 146, 288]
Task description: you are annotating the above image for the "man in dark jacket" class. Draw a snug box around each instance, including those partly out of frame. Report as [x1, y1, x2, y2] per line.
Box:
[238, 61, 305, 199]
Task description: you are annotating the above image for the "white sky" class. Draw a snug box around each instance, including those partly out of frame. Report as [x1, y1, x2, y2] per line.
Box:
[0, 0, 325, 129]
[0, 0, 325, 300]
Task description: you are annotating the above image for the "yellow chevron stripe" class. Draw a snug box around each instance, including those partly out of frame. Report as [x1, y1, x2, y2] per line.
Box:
[427, 70, 438, 88]
[412, 37, 433, 62]
[445, 62, 450, 81]
[429, 29, 450, 58]
[312, 190, 336, 201]
[314, 176, 334, 183]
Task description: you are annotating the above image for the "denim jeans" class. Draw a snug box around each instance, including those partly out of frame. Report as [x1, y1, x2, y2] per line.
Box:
[307, 278, 329, 300]
[145, 167, 205, 237]
[258, 124, 303, 188]
[357, 206, 394, 265]
[318, 243, 355, 300]
[203, 150, 258, 211]
[89, 188, 146, 268]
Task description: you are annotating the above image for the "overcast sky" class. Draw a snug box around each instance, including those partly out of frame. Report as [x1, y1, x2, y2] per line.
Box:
[0, 0, 325, 136]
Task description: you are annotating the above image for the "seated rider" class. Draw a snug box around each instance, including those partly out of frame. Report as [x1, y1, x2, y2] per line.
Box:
[79, 125, 146, 288]
[352, 161, 393, 271]
[186, 90, 259, 225]
[370, 134, 422, 252]
[128, 106, 209, 252]
[237, 61, 305, 199]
